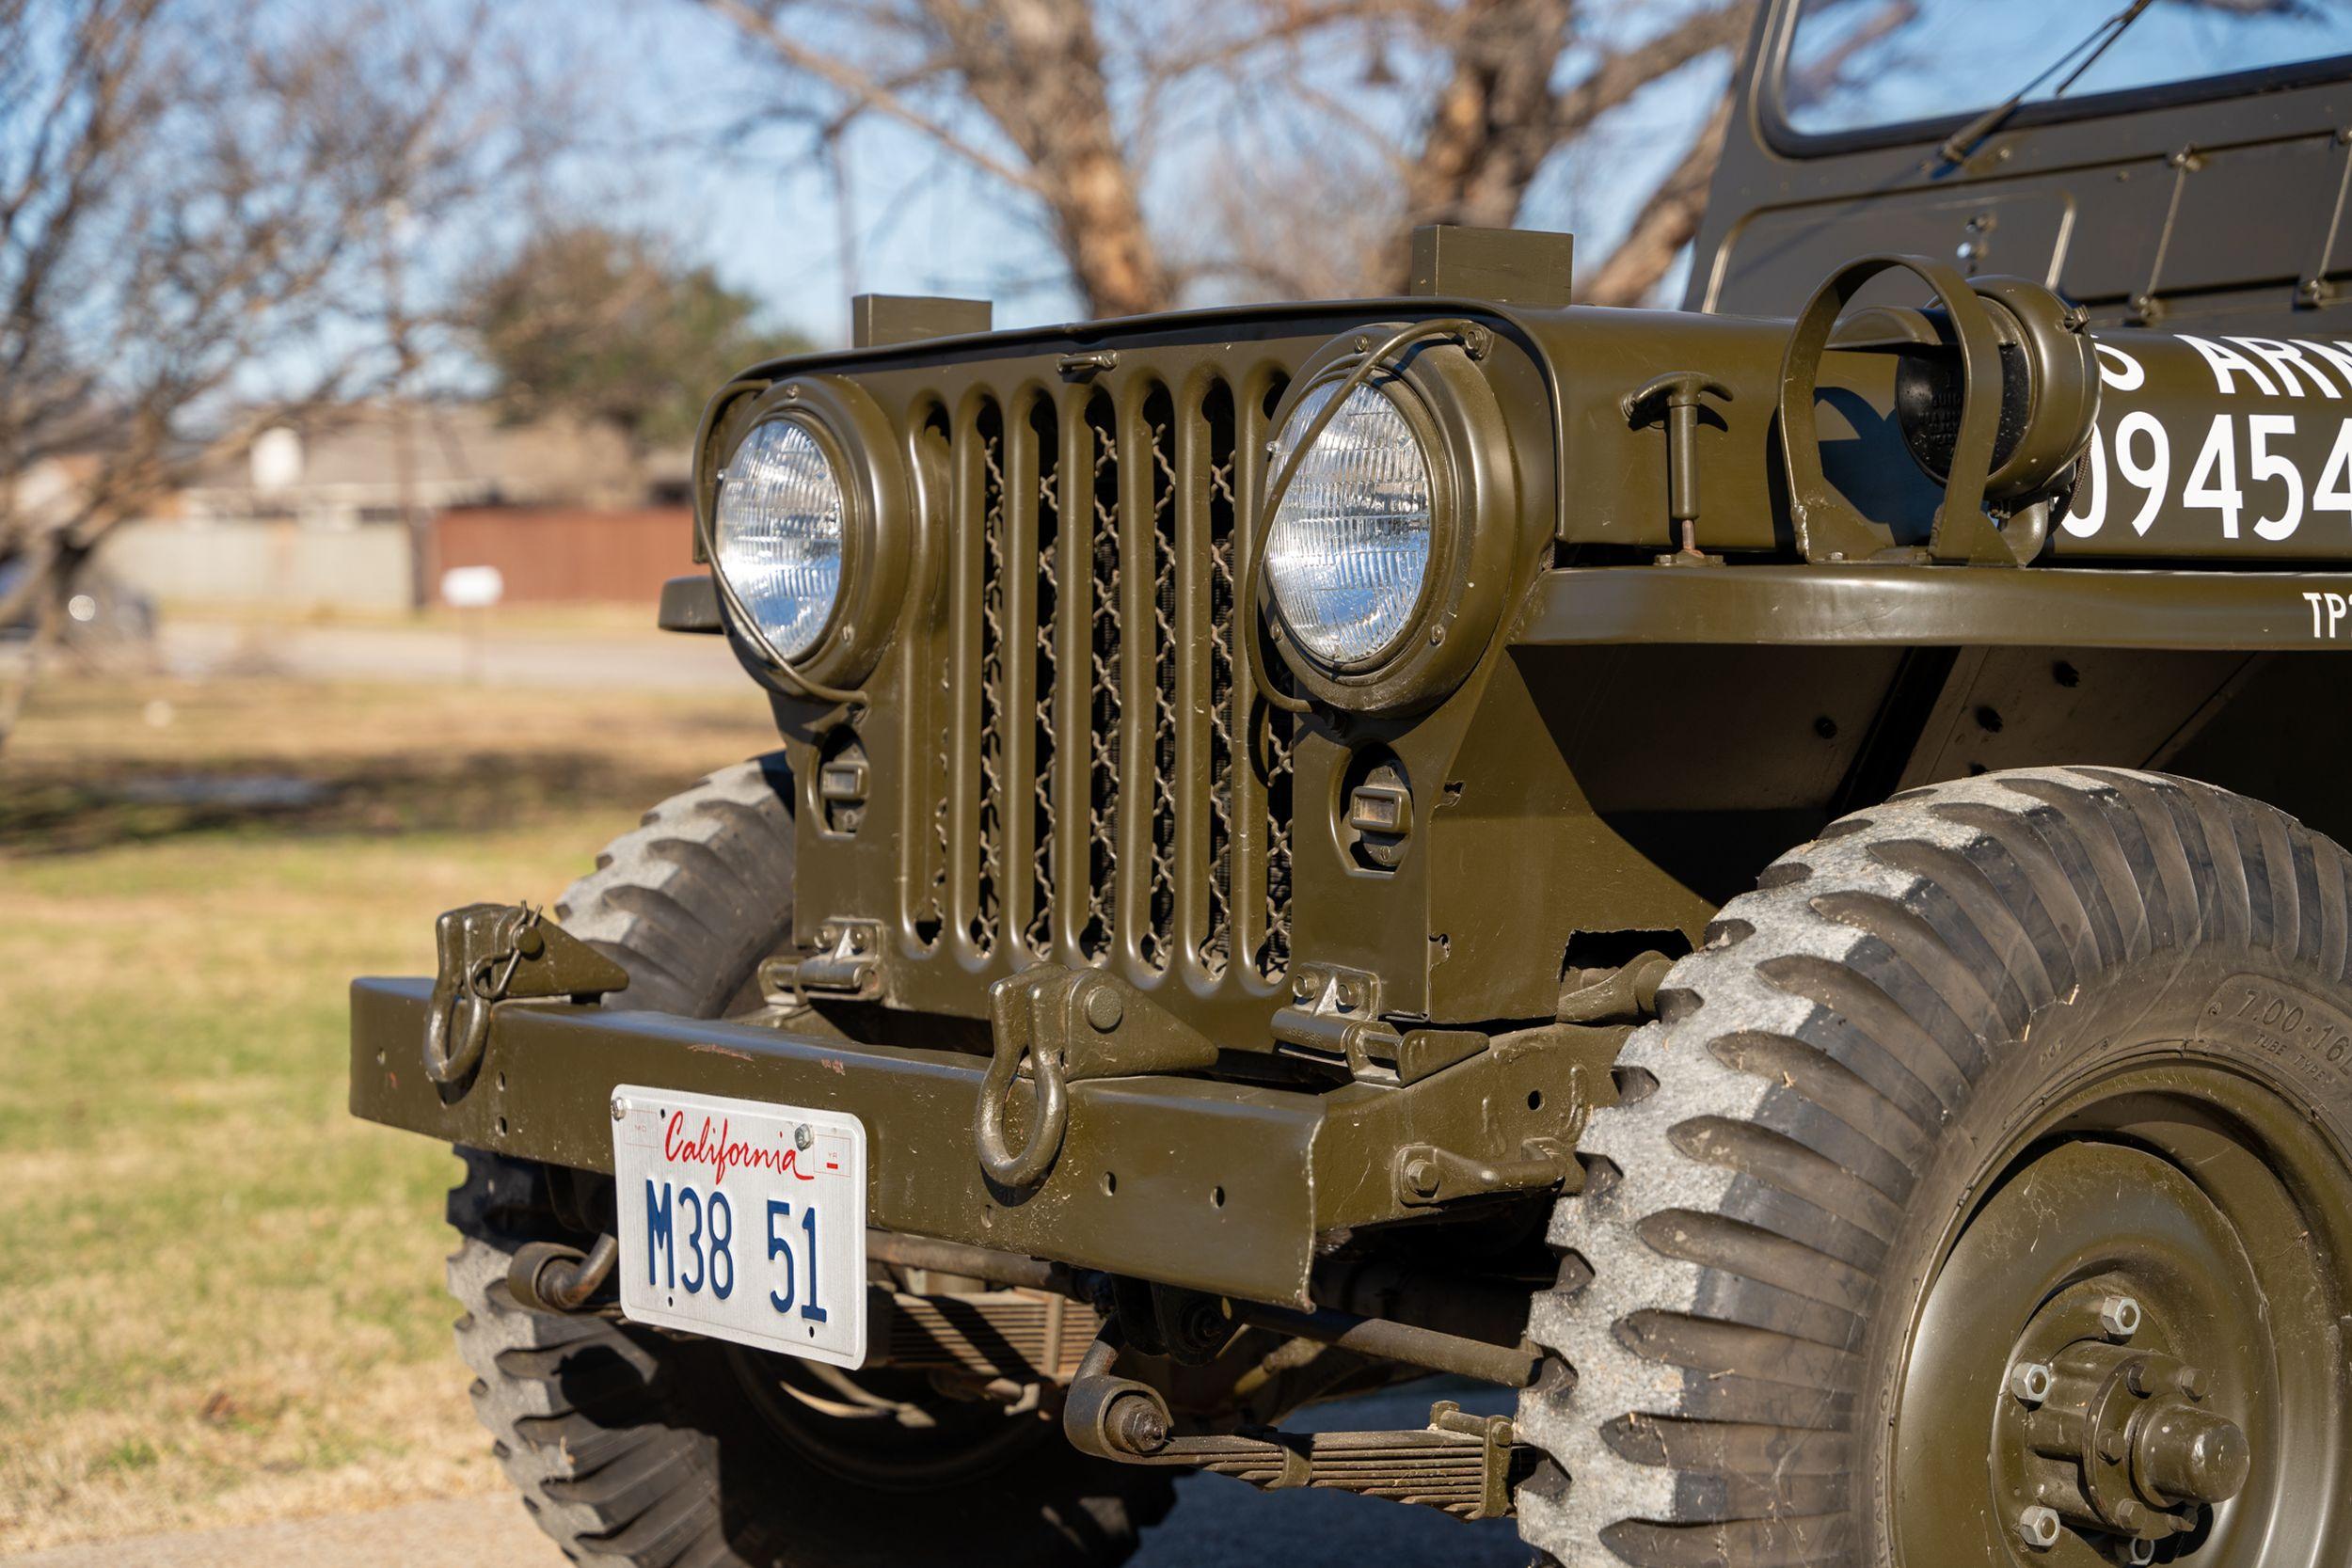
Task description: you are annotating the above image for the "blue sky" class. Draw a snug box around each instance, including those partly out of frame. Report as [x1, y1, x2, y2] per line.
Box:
[1788, 0, 2352, 134]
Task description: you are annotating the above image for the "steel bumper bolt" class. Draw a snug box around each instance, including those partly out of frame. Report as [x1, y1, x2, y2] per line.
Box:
[1104, 1391, 1169, 1455]
[1402, 1154, 1442, 1199]
[2017, 1505, 2062, 1550]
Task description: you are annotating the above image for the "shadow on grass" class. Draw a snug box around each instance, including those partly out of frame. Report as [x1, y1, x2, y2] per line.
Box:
[0, 752, 710, 855]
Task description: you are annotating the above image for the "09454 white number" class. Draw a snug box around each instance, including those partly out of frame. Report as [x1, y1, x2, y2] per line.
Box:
[2064, 411, 2352, 544]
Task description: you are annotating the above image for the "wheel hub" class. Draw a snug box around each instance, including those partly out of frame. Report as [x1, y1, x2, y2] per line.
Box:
[1997, 1304, 2252, 1550]
[1889, 1055, 2352, 1568]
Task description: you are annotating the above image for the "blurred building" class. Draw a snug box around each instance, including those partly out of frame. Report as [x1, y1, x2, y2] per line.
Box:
[102, 401, 695, 611]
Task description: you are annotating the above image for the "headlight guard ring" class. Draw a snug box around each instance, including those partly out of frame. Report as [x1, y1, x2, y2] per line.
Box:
[1245, 317, 1521, 716]
[698, 374, 912, 703]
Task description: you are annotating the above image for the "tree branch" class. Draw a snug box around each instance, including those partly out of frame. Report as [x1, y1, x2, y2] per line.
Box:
[1551, 3, 1757, 135]
[694, 0, 1048, 197]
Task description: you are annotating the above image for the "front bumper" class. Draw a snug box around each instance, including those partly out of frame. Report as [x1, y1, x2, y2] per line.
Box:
[350, 977, 1610, 1307]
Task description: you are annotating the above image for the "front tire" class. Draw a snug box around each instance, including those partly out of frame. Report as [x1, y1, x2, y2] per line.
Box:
[1518, 768, 2352, 1568]
[446, 757, 1173, 1566]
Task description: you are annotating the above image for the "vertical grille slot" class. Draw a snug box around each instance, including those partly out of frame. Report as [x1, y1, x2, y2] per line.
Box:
[1248, 373, 1295, 978]
[910, 404, 952, 950]
[1025, 396, 1061, 958]
[971, 400, 1009, 953]
[1140, 386, 1180, 973]
[1200, 381, 1239, 974]
[1081, 391, 1121, 961]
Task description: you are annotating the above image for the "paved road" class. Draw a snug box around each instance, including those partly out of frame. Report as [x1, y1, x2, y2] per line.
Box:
[5, 1388, 1530, 1568]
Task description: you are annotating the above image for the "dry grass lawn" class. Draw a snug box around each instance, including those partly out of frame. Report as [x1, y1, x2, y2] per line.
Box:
[0, 672, 777, 1552]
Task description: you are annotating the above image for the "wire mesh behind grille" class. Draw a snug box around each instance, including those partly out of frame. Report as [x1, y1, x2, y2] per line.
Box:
[1025, 397, 1061, 959]
[973, 401, 1007, 951]
[923, 372, 1293, 990]
[1201, 384, 1239, 975]
[1255, 379, 1295, 979]
[1083, 391, 1122, 961]
[1141, 388, 1180, 972]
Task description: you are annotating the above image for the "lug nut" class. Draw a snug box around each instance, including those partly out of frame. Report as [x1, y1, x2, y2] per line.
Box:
[2017, 1505, 2062, 1550]
[2009, 1360, 2054, 1405]
[2099, 1294, 2142, 1339]
[2125, 1540, 2156, 1566]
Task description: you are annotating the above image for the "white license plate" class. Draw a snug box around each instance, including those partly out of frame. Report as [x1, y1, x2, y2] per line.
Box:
[611, 1085, 866, 1368]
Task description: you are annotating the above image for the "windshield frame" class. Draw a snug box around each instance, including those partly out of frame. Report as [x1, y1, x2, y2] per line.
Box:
[1759, 0, 2352, 157]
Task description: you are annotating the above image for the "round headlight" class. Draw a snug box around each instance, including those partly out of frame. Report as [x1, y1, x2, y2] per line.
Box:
[1263, 381, 1435, 666]
[714, 419, 845, 660]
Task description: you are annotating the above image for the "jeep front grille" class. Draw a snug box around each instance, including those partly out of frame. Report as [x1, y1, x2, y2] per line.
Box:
[913, 369, 1294, 984]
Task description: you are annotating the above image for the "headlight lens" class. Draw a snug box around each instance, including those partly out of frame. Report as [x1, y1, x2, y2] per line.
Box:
[1263, 381, 1435, 665]
[714, 420, 845, 660]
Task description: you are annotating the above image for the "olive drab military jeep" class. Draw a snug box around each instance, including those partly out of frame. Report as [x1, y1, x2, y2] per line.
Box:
[353, 3, 2352, 1563]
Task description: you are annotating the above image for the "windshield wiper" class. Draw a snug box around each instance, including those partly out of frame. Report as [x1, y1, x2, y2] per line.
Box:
[1935, 0, 2156, 166]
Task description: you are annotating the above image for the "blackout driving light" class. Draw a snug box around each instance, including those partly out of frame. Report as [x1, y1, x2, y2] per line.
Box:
[1263, 381, 1437, 666]
[713, 418, 846, 661]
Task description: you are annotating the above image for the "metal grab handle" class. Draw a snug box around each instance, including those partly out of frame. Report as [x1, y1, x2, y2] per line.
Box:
[974, 1026, 1069, 1189]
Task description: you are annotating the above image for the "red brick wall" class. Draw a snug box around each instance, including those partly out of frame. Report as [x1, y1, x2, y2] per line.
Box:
[431, 506, 696, 604]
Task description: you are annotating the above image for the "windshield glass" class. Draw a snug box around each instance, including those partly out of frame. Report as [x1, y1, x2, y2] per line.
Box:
[1782, 0, 2352, 138]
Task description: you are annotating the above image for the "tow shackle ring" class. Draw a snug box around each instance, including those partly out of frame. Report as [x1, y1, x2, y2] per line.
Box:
[422, 983, 494, 1085]
[975, 1028, 1069, 1189]
[423, 951, 521, 1085]
[421, 905, 543, 1086]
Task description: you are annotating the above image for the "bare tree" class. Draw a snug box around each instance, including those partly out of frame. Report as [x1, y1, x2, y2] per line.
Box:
[695, 0, 1774, 317]
[1384, 0, 1760, 303]
[0, 0, 551, 748]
